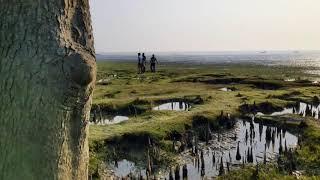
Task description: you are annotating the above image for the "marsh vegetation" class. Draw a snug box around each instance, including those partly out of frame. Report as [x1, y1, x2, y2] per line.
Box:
[89, 61, 320, 179]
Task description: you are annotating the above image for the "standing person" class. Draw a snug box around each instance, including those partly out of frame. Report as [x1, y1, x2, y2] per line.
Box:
[137, 53, 142, 74]
[141, 53, 147, 73]
[150, 54, 158, 73]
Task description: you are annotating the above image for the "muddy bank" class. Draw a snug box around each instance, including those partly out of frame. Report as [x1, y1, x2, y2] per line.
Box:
[239, 102, 283, 114]
[92, 102, 148, 117]
[244, 80, 283, 90]
[153, 95, 204, 105]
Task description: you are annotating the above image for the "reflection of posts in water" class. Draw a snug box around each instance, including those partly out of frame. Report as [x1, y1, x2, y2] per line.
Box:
[249, 147, 254, 163]
[200, 150, 205, 176]
[236, 141, 241, 161]
[259, 122, 263, 142]
[219, 157, 225, 176]
[174, 165, 180, 180]
[245, 129, 248, 144]
[242, 157, 245, 168]
[139, 171, 143, 180]
[179, 101, 183, 110]
[306, 105, 312, 117]
[263, 143, 267, 164]
[244, 150, 247, 163]
[197, 155, 200, 172]
[283, 128, 286, 138]
[245, 147, 254, 163]
[246, 147, 250, 163]
[284, 140, 288, 154]
[246, 146, 253, 163]
[249, 120, 255, 143]
[276, 127, 280, 138]
[201, 161, 205, 177]
[271, 128, 276, 150]
[227, 162, 230, 172]
[195, 136, 199, 155]
[279, 132, 283, 154]
[265, 127, 272, 149]
[212, 151, 216, 164]
[169, 168, 174, 180]
[182, 164, 188, 179]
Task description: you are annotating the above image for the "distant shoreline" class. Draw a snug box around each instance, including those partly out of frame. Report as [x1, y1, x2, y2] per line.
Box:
[96, 51, 320, 68]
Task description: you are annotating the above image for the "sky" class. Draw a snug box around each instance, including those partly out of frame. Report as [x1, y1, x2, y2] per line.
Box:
[90, 0, 320, 53]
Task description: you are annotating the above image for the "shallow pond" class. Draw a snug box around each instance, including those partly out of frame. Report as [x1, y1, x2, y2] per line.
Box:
[220, 87, 233, 92]
[153, 102, 191, 111]
[259, 102, 319, 119]
[107, 119, 298, 179]
[90, 115, 129, 125]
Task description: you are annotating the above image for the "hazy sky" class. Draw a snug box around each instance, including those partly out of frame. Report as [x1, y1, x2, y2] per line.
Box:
[90, 0, 320, 52]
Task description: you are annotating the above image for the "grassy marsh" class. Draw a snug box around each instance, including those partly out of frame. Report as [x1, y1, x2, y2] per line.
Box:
[89, 60, 320, 179]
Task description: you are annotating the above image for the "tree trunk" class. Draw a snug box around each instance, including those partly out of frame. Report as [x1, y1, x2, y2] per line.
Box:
[0, 1, 96, 179]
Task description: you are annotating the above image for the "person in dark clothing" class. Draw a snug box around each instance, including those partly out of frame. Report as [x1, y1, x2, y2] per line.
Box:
[141, 53, 147, 73]
[137, 53, 142, 74]
[150, 54, 158, 73]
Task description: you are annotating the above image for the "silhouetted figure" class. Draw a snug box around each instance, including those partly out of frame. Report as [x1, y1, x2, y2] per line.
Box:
[141, 53, 147, 73]
[150, 54, 158, 73]
[137, 53, 142, 74]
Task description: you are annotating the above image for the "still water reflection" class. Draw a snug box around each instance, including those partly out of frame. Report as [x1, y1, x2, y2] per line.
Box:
[108, 119, 298, 179]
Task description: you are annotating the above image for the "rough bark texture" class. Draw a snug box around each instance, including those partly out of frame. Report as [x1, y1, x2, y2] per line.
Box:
[0, 1, 96, 179]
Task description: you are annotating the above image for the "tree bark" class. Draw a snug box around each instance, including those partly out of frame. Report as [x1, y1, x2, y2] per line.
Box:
[0, 0, 96, 179]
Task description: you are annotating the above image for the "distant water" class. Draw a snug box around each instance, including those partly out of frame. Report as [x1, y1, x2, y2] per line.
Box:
[96, 51, 320, 67]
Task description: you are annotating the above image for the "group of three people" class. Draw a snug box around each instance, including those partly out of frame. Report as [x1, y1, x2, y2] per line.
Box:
[138, 53, 158, 74]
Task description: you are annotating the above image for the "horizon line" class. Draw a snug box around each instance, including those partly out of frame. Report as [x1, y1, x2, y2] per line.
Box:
[96, 49, 320, 54]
